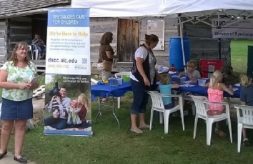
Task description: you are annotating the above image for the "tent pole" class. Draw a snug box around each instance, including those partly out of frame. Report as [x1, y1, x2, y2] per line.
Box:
[217, 11, 222, 59]
[179, 16, 186, 72]
[218, 38, 221, 59]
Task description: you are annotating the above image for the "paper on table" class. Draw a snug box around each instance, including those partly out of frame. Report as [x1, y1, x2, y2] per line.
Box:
[180, 84, 195, 87]
[169, 71, 177, 74]
[233, 88, 238, 91]
[234, 83, 240, 87]
[184, 80, 192, 84]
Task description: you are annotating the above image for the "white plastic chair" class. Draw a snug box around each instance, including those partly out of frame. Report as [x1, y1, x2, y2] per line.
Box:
[191, 95, 233, 146]
[33, 85, 45, 98]
[235, 105, 253, 153]
[114, 72, 131, 109]
[148, 91, 185, 134]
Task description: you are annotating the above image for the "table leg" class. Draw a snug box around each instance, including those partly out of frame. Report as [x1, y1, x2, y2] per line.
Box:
[112, 97, 120, 127]
[94, 97, 120, 127]
[117, 97, 121, 109]
[95, 97, 102, 121]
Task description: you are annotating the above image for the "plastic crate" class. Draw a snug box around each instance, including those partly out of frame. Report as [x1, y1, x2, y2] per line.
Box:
[199, 59, 224, 78]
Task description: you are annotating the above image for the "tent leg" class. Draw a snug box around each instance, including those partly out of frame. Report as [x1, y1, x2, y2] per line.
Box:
[179, 17, 186, 72]
[218, 38, 221, 59]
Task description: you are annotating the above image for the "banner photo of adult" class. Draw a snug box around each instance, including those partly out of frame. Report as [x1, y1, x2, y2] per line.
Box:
[44, 74, 92, 136]
[45, 8, 93, 136]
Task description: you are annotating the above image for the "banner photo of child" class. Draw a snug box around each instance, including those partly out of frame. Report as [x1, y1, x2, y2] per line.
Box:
[44, 74, 92, 137]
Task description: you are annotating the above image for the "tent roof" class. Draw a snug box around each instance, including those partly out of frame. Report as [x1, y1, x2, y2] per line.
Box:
[72, 0, 253, 18]
[71, 0, 163, 17]
[161, 0, 253, 14]
[161, 0, 253, 16]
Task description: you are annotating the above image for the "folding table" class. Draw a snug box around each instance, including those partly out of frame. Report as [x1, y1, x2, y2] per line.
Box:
[91, 82, 132, 126]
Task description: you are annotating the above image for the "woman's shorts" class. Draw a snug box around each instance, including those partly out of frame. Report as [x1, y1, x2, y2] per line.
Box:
[1, 98, 33, 120]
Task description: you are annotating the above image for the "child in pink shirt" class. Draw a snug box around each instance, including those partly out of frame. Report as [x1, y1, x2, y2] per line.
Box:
[207, 70, 233, 136]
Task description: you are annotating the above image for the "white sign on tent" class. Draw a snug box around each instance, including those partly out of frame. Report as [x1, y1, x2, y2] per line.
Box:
[212, 18, 253, 39]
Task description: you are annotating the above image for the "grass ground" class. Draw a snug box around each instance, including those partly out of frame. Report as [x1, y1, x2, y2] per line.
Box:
[19, 93, 253, 164]
[1, 41, 253, 163]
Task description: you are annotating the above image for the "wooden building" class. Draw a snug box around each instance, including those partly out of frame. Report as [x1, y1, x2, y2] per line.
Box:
[0, 0, 71, 71]
[0, 0, 228, 73]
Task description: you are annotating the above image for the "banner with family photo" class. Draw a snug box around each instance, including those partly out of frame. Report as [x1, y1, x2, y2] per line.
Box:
[44, 8, 93, 136]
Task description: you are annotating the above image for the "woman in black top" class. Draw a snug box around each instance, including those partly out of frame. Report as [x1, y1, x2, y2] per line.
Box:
[98, 32, 115, 81]
[130, 34, 159, 134]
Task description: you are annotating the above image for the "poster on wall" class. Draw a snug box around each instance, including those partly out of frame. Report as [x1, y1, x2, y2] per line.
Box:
[44, 8, 93, 136]
[147, 19, 165, 50]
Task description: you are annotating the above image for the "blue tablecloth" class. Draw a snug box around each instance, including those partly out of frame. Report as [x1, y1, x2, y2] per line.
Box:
[178, 85, 240, 98]
[91, 82, 132, 97]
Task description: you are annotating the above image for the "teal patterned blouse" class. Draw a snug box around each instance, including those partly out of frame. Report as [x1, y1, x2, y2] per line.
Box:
[1, 61, 37, 101]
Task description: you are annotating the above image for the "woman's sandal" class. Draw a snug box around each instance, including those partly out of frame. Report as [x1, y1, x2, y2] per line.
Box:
[130, 128, 143, 134]
[139, 124, 150, 130]
[14, 156, 27, 163]
[0, 151, 7, 159]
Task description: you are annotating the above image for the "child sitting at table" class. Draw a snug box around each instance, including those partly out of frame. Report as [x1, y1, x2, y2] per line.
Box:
[180, 60, 201, 84]
[239, 74, 253, 146]
[159, 73, 179, 108]
[208, 70, 233, 137]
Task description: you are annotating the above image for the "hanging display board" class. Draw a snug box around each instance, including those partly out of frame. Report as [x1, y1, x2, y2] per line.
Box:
[212, 18, 253, 39]
[44, 8, 93, 137]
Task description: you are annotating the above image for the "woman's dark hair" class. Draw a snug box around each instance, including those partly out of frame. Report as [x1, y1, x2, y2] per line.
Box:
[9, 41, 30, 66]
[100, 32, 113, 45]
[145, 34, 159, 46]
[222, 65, 233, 75]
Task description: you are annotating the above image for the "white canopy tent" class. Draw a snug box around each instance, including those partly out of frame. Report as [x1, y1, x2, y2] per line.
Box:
[160, 0, 253, 68]
[71, 0, 163, 17]
[160, 0, 253, 16]
[71, 0, 253, 69]
[71, 0, 253, 19]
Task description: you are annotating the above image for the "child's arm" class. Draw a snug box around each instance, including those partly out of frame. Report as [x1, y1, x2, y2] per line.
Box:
[74, 107, 81, 113]
[172, 84, 179, 89]
[179, 71, 185, 77]
[220, 83, 234, 95]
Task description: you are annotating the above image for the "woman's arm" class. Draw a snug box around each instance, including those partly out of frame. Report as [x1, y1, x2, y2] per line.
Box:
[136, 57, 150, 86]
[105, 50, 113, 59]
[0, 70, 30, 89]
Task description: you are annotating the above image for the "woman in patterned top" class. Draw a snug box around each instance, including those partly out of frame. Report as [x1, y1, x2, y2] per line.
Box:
[0, 42, 38, 163]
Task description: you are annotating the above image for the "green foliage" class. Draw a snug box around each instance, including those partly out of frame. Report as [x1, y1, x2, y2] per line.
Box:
[37, 74, 45, 86]
[231, 40, 253, 73]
